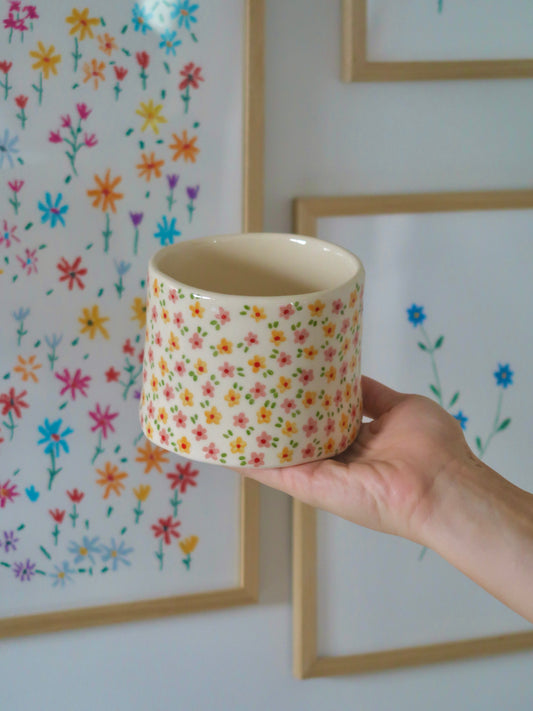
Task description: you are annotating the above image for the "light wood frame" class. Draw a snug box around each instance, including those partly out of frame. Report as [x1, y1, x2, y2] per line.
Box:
[292, 189, 533, 678]
[342, 0, 533, 82]
[0, 0, 264, 641]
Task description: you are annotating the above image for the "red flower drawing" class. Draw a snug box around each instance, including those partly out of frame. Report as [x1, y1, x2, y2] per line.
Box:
[57, 256, 87, 290]
[151, 516, 180, 545]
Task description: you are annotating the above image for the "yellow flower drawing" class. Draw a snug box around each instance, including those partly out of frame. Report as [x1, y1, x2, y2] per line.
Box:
[78, 304, 110, 339]
[136, 99, 168, 134]
[66, 8, 101, 40]
[29, 42, 62, 79]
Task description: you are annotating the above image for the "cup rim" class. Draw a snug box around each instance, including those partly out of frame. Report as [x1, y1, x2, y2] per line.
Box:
[149, 232, 365, 302]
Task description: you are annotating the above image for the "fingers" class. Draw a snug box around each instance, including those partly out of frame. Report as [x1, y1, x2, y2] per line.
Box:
[361, 375, 405, 420]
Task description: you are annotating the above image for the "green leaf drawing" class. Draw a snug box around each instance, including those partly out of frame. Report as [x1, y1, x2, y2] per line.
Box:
[497, 418, 511, 432]
[418, 342, 428, 351]
[434, 336, 444, 349]
[475, 436, 483, 454]
[448, 391, 460, 408]
[429, 384, 441, 399]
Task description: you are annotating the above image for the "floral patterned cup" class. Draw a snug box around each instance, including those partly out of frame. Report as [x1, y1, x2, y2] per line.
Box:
[140, 233, 365, 468]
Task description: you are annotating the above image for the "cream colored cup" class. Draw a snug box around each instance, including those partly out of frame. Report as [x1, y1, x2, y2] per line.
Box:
[140, 233, 364, 468]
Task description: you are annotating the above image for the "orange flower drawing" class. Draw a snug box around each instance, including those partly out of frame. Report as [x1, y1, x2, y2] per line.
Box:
[136, 151, 165, 182]
[135, 440, 169, 473]
[87, 169, 124, 213]
[169, 130, 199, 163]
[82, 58, 106, 89]
[97, 33, 118, 56]
[96, 461, 128, 499]
[13, 355, 42, 383]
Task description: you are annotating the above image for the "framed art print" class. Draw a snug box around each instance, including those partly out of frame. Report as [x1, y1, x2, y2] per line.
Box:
[292, 190, 533, 677]
[342, 0, 533, 82]
[0, 0, 263, 639]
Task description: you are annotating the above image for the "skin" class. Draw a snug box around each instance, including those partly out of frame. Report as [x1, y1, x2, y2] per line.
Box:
[239, 376, 533, 623]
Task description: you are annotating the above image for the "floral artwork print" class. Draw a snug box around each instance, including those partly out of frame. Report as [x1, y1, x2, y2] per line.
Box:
[0, 0, 246, 616]
[407, 304, 514, 560]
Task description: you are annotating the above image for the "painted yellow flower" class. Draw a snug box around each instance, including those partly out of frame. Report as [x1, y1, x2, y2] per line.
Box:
[217, 338, 233, 355]
[277, 376, 291, 393]
[159, 357, 169, 376]
[131, 296, 147, 328]
[248, 355, 266, 373]
[29, 42, 62, 80]
[180, 388, 194, 407]
[325, 366, 337, 383]
[136, 99, 168, 134]
[179, 535, 199, 555]
[153, 279, 160, 297]
[194, 358, 207, 375]
[302, 391, 317, 408]
[324, 438, 336, 456]
[79, 304, 109, 339]
[340, 413, 349, 431]
[250, 305, 266, 322]
[157, 407, 168, 424]
[66, 8, 100, 40]
[96, 461, 128, 499]
[323, 322, 336, 338]
[270, 329, 286, 345]
[169, 129, 199, 163]
[136, 151, 165, 182]
[278, 447, 293, 464]
[145, 422, 154, 440]
[133, 484, 151, 502]
[168, 332, 180, 351]
[97, 32, 118, 56]
[150, 374, 158, 391]
[229, 437, 247, 454]
[308, 299, 325, 317]
[189, 301, 205, 318]
[204, 406, 222, 425]
[177, 436, 191, 454]
[281, 421, 298, 437]
[349, 289, 358, 307]
[257, 406, 272, 424]
[322, 394, 333, 410]
[82, 58, 106, 89]
[344, 383, 352, 402]
[161, 307, 170, 324]
[13, 354, 42, 383]
[224, 389, 241, 408]
[135, 440, 169, 473]
[303, 346, 318, 360]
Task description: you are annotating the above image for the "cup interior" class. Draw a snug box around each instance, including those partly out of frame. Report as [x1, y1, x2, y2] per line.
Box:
[151, 233, 363, 297]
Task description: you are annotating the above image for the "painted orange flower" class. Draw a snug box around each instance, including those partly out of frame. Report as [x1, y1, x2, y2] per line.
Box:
[349, 289, 358, 307]
[344, 383, 352, 402]
[229, 437, 247, 455]
[278, 447, 293, 464]
[189, 301, 205, 318]
[82, 58, 106, 89]
[131, 296, 146, 328]
[277, 376, 291, 393]
[204, 406, 222, 425]
[217, 338, 233, 355]
[97, 32, 118, 56]
[340, 413, 349, 431]
[66, 8, 100, 40]
[96, 461, 128, 499]
[150, 374, 158, 391]
[323, 438, 336, 456]
[303, 346, 318, 360]
[302, 391, 317, 408]
[281, 420, 298, 437]
[322, 394, 333, 410]
[136, 151, 165, 182]
[169, 130, 199, 163]
[29, 42, 62, 79]
[257, 406, 272, 424]
[250, 305, 266, 322]
[248, 355, 266, 373]
[168, 332, 180, 351]
[153, 279, 160, 297]
[224, 389, 241, 407]
[180, 389, 194, 407]
[135, 440, 169, 473]
[161, 308, 170, 323]
[325, 366, 337, 383]
[177, 436, 191, 454]
[194, 359, 207, 375]
[13, 355, 42, 383]
[157, 407, 168, 424]
[87, 169, 124, 213]
[308, 300, 325, 317]
[270, 329, 286, 345]
[323, 322, 336, 338]
[159, 356, 169, 376]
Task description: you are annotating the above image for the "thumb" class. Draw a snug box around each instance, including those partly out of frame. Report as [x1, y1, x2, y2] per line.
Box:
[362, 375, 405, 420]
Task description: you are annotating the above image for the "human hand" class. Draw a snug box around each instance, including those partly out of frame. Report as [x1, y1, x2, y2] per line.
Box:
[240, 375, 475, 547]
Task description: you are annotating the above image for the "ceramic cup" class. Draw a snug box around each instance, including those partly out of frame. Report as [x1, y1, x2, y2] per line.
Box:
[140, 233, 365, 468]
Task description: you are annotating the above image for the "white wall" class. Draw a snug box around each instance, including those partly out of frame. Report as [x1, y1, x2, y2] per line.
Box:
[3, 2, 533, 709]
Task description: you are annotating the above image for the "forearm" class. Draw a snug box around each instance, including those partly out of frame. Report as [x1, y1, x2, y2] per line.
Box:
[423, 455, 533, 622]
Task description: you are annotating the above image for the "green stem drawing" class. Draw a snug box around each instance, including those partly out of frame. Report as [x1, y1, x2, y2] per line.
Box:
[72, 37, 82, 72]
[134, 500, 144, 524]
[133, 227, 139, 255]
[182, 554, 191, 570]
[9, 191, 21, 215]
[47, 449, 62, 490]
[155, 539, 164, 570]
[181, 84, 190, 113]
[119, 358, 143, 400]
[3, 411, 17, 441]
[102, 212, 112, 252]
[32, 71, 43, 105]
[0, 71, 12, 100]
[91, 431, 105, 465]
[170, 490, 182, 519]
[17, 319, 28, 346]
[69, 504, 79, 527]
[52, 524, 60, 546]
[476, 390, 511, 459]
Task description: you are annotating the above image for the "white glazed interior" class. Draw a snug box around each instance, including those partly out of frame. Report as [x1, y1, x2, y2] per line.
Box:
[150, 233, 364, 297]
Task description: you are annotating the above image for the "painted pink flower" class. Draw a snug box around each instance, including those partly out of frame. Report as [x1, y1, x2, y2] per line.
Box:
[248, 452, 264, 467]
[218, 361, 235, 378]
[159, 429, 170, 446]
[173, 311, 184, 327]
[303, 417, 318, 438]
[148, 347, 154, 363]
[332, 299, 343, 314]
[191, 424, 207, 441]
[233, 412, 249, 428]
[189, 332, 203, 349]
[293, 328, 309, 344]
[281, 398, 296, 414]
[155, 331, 162, 347]
[302, 443, 316, 459]
[55, 368, 91, 400]
[339, 435, 348, 451]
[168, 288, 178, 303]
[215, 307, 230, 325]
[334, 389, 343, 407]
[244, 331, 258, 347]
[353, 332, 360, 348]
[249, 382, 266, 399]
[203, 442, 219, 461]
[89, 404, 118, 439]
[147, 402, 155, 418]
[174, 360, 186, 376]
[151, 305, 158, 321]
[340, 363, 348, 379]
[325, 418, 335, 435]
[324, 346, 337, 362]
[341, 318, 350, 334]
[277, 352, 292, 367]
[163, 384, 174, 400]
[279, 304, 295, 319]
[202, 381, 215, 398]
[256, 431, 272, 448]
[299, 369, 314, 385]
[173, 410, 187, 427]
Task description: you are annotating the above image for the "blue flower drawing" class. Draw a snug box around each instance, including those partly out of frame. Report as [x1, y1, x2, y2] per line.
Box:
[0, 129, 20, 169]
[494, 363, 514, 389]
[68, 536, 101, 565]
[171, 0, 199, 31]
[159, 29, 182, 55]
[407, 304, 426, 327]
[37, 418, 74, 457]
[38, 192, 69, 228]
[100, 538, 134, 571]
[154, 215, 180, 245]
[132, 2, 153, 33]
[50, 561, 76, 587]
